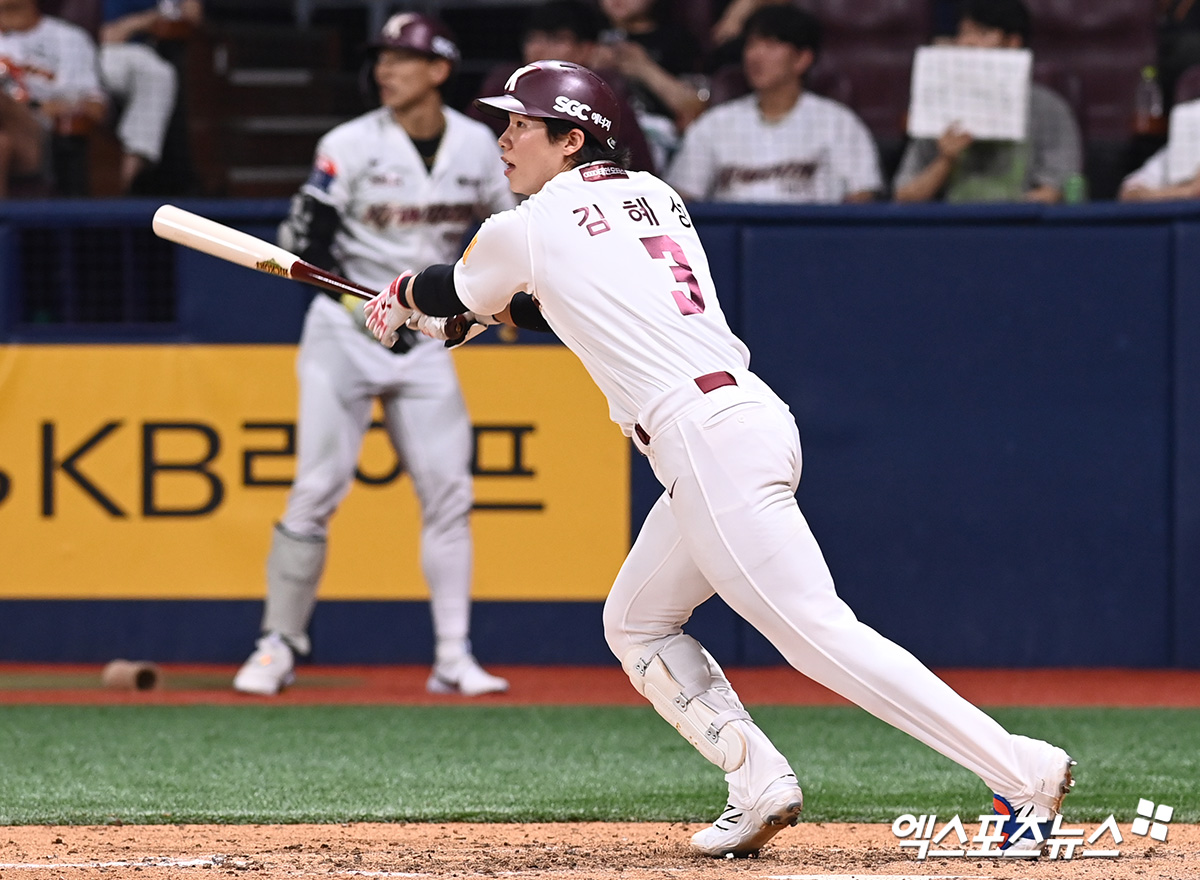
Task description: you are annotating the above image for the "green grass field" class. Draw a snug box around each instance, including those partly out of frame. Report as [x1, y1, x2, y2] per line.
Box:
[1, 705, 1196, 825]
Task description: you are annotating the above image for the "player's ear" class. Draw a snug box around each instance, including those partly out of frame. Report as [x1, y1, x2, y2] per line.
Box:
[562, 127, 586, 160]
[794, 47, 814, 79]
[430, 57, 453, 88]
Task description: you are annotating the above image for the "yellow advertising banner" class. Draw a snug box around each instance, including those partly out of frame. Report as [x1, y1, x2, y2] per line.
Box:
[0, 344, 628, 601]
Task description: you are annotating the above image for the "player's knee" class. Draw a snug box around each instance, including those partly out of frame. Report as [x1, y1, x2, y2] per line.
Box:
[416, 474, 472, 530]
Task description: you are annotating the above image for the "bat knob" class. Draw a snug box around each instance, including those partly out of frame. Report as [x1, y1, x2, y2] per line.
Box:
[446, 314, 470, 343]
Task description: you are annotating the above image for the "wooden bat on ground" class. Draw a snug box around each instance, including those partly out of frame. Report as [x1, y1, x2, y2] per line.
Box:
[151, 204, 468, 339]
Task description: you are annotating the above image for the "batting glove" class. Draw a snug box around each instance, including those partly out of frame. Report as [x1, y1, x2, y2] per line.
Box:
[364, 271, 415, 347]
[408, 312, 493, 348]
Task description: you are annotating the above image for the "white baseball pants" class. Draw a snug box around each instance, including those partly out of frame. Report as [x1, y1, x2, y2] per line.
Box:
[603, 368, 1052, 809]
[99, 43, 177, 162]
[279, 295, 474, 650]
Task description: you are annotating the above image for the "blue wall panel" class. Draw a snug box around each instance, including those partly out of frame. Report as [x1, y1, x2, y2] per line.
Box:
[1174, 223, 1200, 667]
[738, 223, 1172, 666]
[4, 201, 1200, 666]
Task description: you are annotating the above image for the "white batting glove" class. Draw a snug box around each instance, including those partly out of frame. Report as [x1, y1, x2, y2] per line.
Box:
[364, 271, 415, 347]
[409, 312, 493, 348]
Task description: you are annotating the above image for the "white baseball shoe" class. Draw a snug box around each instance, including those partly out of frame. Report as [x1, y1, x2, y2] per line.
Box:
[690, 775, 804, 858]
[994, 745, 1076, 856]
[233, 632, 296, 696]
[426, 655, 509, 696]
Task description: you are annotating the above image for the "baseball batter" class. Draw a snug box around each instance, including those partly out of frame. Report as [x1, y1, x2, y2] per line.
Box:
[363, 61, 1075, 858]
[233, 14, 514, 698]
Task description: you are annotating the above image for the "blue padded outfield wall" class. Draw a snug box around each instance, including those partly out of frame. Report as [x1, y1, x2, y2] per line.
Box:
[1, 199, 1198, 668]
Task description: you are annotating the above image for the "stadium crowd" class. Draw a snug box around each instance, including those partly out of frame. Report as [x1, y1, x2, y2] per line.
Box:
[1, 0, 1198, 202]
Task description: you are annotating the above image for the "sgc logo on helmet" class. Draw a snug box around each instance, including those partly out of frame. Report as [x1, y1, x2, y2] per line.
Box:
[476, 60, 622, 151]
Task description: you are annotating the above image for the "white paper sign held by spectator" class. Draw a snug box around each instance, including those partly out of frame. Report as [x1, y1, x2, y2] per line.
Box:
[908, 46, 1032, 141]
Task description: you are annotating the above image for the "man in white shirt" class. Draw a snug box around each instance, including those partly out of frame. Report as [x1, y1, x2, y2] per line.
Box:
[0, 0, 107, 196]
[666, 5, 881, 204]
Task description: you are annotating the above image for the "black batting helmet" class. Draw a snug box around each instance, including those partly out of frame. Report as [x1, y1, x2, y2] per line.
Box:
[473, 60, 620, 150]
[371, 12, 460, 66]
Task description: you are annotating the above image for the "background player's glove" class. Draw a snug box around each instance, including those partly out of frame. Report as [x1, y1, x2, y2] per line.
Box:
[408, 312, 492, 348]
[364, 272, 415, 347]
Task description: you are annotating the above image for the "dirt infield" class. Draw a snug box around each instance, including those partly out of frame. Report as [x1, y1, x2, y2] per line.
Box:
[2, 822, 1198, 880]
[3, 666, 1198, 879]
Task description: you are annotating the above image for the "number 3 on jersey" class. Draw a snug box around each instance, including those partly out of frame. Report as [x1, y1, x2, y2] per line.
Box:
[641, 235, 705, 315]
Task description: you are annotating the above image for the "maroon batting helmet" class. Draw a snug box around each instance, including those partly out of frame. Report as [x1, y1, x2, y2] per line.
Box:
[473, 60, 620, 150]
[371, 12, 460, 66]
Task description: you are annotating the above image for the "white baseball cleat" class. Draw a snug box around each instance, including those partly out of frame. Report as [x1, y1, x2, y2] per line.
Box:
[690, 775, 804, 858]
[426, 655, 509, 696]
[233, 632, 296, 696]
[994, 745, 1076, 856]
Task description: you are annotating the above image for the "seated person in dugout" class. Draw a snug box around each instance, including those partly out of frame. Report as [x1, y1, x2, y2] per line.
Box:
[892, 0, 1082, 204]
[665, 4, 882, 204]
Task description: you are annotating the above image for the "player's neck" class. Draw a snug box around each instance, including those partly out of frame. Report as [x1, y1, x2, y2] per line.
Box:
[390, 95, 446, 142]
[756, 81, 802, 122]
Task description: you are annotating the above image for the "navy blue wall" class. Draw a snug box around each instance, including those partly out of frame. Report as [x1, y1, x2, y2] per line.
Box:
[2, 199, 1199, 667]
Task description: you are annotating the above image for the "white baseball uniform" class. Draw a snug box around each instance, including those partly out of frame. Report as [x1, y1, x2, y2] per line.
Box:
[453, 160, 1064, 812]
[266, 105, 514, 661]
[666, 92, 882, 203]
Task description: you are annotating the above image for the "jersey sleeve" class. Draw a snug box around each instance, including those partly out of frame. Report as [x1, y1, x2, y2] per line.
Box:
[665, 110, 719, 199]
[300, 129, 354, 213]
[53, 26, 105, 102]
[837, 109, 883, 197]
[453, 208, 532, 317]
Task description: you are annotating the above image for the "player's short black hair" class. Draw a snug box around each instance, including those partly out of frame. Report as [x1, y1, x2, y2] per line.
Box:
[741, 4, 822, 55]
[960, 0, 1033, 45]
[525, 0, 604, 43]
[544, 117, 632, 169]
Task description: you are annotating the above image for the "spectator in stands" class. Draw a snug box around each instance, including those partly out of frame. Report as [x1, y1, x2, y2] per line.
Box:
[1118, 97, 1200, 200]
[893, 0, 1082, 204]
[0, 0, 107, 197]
[592, 0, 707, 165]
[468, 0, 656, 172]
[1160, 0, 1200, 106]
[99, 0, 199, 193]
[666, 5, 882, 204]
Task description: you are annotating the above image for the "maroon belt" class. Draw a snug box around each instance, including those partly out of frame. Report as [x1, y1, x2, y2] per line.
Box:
[634, 371, 737, 445]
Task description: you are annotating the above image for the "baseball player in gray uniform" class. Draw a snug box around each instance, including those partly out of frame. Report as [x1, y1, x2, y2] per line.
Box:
[233, 13, 515, 698]
[362, 61, 1075, 858]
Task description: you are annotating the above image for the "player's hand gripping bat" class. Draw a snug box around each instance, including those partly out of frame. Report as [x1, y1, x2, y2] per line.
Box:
[151, 204, 471, 343]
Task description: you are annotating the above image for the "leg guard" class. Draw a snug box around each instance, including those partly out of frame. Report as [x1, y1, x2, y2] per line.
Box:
[260, 523, 326, 656]
[623, 635, 751, 772]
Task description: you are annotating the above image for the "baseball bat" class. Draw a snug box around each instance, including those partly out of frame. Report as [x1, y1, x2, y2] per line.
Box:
[151, 204, 470, 341]
[152, 204, 378, 300]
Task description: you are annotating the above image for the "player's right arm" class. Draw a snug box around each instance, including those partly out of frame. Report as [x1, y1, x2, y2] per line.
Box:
[365, 208, 549, 345]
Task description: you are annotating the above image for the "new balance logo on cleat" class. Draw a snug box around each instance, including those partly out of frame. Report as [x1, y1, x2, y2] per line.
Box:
[691, 777, 804, 858]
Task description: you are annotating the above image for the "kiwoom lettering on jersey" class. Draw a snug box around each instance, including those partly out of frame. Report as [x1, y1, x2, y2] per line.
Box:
[580, 163, 628, 182]
[362, 203, 475, 228]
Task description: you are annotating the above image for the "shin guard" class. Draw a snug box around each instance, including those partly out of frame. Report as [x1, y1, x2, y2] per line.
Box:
[623, 635, 750, 772]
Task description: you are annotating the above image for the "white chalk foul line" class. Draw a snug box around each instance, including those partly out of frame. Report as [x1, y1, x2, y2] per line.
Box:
[0, 858, 431, 877]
